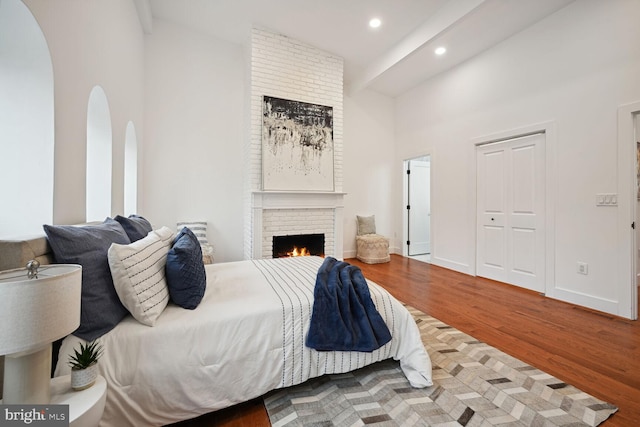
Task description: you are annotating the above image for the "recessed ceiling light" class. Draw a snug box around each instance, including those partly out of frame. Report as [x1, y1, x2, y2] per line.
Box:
[369, 18, 381, 29]
[435, 46, 447, 55]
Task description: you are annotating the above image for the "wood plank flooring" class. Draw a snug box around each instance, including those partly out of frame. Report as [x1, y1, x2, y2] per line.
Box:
[171, 255, 640, 426]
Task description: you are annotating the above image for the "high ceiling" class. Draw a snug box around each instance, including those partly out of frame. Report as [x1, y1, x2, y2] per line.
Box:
[147, 0, 575, 97]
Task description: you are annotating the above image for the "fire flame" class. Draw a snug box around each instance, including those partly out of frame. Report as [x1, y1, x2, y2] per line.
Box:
[287, 246, 310, 257]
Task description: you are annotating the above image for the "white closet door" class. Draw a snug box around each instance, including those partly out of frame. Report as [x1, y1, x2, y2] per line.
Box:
[476, 133, 545, 293]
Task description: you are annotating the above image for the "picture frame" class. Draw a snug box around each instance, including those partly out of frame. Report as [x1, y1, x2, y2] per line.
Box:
[262, 96, 334, 191]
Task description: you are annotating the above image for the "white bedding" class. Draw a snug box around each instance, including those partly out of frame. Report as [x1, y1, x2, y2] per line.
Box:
[56, 256, 432, 427]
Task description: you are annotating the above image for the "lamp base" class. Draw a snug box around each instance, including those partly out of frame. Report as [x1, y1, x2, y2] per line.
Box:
[2, 344, 52, 404]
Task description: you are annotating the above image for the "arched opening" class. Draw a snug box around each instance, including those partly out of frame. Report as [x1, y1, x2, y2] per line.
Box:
[0, 0, 54, 237]
[124, 121, 138, 215]
[86, 86, 113, 222]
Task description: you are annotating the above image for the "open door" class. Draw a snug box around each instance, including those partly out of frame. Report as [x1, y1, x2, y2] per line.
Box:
[406, 156, 431, 257]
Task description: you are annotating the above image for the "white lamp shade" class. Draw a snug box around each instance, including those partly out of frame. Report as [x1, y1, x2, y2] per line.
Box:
[0, 264, 82, 356]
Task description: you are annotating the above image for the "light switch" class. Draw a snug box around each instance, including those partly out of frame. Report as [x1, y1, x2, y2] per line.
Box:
[596, 193, 618, 206]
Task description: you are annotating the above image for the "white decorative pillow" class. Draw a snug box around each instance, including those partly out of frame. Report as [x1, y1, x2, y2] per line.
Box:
[107, 226, 175, 326]
[176, 221, 209, 245]
[357, 215, 376, 236]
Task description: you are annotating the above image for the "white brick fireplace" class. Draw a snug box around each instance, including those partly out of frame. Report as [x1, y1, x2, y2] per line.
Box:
[244, 28, 345, 259]
[251, 191, 345, 259]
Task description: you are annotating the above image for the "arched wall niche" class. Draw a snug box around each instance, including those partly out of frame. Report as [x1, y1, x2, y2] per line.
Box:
[0, 0, 54, 237]
[86, 85, 113, 222]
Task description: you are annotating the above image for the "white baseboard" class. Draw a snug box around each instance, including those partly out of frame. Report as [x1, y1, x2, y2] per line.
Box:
[430, 256, 473, 275]
[343, 249, 356, 259]
[547, 287, 618, 316]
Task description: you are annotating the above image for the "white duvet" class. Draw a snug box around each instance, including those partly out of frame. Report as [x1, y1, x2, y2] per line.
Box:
[56, 256, 432, 427]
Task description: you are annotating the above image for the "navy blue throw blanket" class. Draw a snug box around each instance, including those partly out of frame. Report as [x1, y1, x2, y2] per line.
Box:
[306, 257, 392, 352]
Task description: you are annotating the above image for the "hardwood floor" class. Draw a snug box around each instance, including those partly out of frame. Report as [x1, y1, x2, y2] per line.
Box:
[171, 255, 640, 426]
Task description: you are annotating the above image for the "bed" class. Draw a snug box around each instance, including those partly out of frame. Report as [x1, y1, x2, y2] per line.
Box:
[0, 225, 432, 427]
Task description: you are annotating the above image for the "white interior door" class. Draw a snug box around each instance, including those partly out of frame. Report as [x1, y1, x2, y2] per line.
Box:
[408, 158, 431, 256]
[476, 133, 545, 293]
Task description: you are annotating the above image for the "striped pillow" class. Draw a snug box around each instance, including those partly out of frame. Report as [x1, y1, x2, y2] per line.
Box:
[176, 221, 208, 245]
[108, 226, 175, 326]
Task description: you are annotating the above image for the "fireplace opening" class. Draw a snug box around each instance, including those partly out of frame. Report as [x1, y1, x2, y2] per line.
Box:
[273, 234, 325, 258]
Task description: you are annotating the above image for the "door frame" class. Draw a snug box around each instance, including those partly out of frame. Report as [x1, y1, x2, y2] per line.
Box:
[402, 153, 433, 258]
[471, 121, 557, 296]
[617, 101, 640, 320]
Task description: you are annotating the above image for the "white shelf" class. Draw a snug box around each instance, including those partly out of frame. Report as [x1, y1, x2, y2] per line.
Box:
[50, 375, 107, 427]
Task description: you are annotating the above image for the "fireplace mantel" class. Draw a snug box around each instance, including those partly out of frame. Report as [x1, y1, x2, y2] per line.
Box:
[252, 191, 346, 209]
[251, 191, 346, 259]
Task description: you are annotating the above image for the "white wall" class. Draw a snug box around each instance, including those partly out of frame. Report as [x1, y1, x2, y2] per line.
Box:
[124, 121, 138, 216]
[24, 0, 145, 225]
[343, 89, 396, 257]
[143, 19, 245, 262]
[394, 0, 640, 316]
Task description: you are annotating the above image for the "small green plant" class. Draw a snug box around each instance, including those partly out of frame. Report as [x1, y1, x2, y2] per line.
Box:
[68, 341, 103, 370]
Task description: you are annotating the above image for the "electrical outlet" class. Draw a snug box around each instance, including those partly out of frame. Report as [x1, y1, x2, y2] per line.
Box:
[577, 262, 588, 275]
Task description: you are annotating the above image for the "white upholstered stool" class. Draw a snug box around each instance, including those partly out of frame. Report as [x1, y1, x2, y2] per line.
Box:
[356, 234, 390, 264]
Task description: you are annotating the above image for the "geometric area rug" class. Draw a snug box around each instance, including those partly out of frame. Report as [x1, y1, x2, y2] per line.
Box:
[264, 305, 617, 427]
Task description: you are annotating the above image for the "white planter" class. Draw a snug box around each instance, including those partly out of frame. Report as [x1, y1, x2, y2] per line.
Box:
[71, 363, 99, 391]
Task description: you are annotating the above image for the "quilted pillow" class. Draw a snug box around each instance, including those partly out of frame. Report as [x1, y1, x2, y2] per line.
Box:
[166, 227, 207, 309]
[114, 214, 152, 242]
[43, 219, 131, 341]
[107, 226, 174, 326]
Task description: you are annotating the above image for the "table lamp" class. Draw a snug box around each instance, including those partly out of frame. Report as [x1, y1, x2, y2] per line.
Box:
[0, 261, 81, 404]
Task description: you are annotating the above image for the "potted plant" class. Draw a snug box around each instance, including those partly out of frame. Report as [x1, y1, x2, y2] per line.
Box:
[68, 340, 103, 391]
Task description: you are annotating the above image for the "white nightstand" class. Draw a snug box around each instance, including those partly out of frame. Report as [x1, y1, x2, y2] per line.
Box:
[50, 375, 107, 427]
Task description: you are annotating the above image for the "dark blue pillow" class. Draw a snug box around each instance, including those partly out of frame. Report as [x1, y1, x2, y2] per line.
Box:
[43, 218, 131, 341]
[166, 227, 207, 309]
[114, 214, 152, 242]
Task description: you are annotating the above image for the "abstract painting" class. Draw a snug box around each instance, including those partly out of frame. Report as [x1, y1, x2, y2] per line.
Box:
[262, 96, 334, 191]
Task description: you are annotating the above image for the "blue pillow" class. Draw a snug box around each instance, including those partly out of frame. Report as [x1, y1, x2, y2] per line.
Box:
[43, 219, 131, 341]
[114, 214, 152, 242]
[166, 227, 207, 309]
